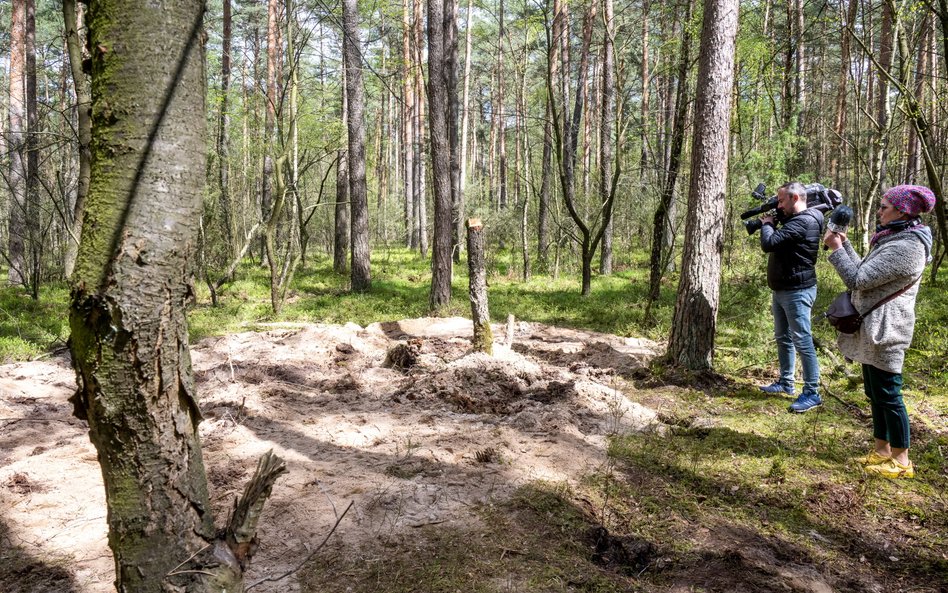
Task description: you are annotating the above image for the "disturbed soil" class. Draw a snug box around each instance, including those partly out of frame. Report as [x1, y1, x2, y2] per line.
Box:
[0, 317, 662, 592]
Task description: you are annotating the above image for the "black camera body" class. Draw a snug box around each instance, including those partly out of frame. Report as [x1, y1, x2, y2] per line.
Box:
[741, 183, 842, 235]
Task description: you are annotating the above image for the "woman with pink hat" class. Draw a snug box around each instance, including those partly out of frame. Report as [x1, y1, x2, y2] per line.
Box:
[822, 185, 936, 478]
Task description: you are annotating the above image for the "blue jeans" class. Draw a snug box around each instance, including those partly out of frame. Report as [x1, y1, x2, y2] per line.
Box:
[771, 287, 820, 395]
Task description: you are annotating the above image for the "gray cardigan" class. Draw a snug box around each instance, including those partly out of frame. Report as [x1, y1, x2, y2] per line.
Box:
[827, 226, 932, 373]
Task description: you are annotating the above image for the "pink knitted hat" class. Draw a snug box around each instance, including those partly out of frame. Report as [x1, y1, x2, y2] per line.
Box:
[883, 185, 936, 216]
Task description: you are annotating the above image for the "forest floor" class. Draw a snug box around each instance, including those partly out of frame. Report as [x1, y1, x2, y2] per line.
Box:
[2, 317, 947, 593]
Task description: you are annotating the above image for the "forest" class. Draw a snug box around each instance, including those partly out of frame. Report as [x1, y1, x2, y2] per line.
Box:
[1, 0, 947, 591]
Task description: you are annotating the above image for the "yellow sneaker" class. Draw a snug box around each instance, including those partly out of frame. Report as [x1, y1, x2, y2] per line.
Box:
[864, 458, 914, 479]
[852, 450, 890, 465]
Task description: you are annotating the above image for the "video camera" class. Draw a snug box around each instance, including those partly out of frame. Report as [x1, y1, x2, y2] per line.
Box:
[740, 182, 843, 235]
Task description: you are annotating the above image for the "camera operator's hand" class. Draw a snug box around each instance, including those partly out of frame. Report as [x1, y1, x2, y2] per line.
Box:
[822, 228, 845, 252]
[760, 214, 775, 226]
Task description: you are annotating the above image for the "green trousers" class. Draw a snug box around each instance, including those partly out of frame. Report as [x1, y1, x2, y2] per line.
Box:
[862, 364, 910, 449]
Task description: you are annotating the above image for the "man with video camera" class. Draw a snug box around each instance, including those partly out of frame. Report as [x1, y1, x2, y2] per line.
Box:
[758, 181, 823, 412]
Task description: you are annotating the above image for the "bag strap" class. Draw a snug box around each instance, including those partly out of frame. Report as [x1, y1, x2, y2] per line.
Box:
[861, 274, 922, 317]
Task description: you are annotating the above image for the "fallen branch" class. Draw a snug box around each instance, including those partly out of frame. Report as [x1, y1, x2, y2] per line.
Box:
[245, 500, 354, 591]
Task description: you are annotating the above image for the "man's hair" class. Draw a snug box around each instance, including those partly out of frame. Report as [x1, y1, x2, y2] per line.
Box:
[780, 181, 807, 200]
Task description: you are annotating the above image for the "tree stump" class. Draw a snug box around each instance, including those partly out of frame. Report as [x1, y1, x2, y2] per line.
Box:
[466, 219, 493, 354]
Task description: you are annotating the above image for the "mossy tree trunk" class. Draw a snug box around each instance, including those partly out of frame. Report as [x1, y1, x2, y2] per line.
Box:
[467, 219, 492, 354]
[69, 2, 284, 591]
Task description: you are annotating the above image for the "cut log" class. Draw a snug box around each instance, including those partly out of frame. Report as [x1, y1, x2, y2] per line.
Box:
[466, 219, 493, 354]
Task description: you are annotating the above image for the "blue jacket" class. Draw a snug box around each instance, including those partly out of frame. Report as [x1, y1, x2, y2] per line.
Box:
[760, 208, 824, 291]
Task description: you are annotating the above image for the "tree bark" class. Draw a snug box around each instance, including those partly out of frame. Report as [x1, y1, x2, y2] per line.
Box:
[261, 0, 279, 262]
[537, 99, 553, 271]
[446, 0, 461, 266]
[68, 2, 284, 590]
[7, 0, 28, 287]
[343, 0, 372, 291]
[218, 0, 234, 256]
[598, 0, 616, 276]
[428, 0, 454, 310]
[62, 0, 91, 279]
[458, 0, 474, 259]
[402, 0, 415, 247]
[859, 0, 896, 251]
[666, 0, 739, 370]
[646, 0, 694, 316]
[493, 0, 507, 210]
[830, 0, 858, 182]
[334, 66, 349, 274]
[904, 13, 930, 184]
[467, 219, 493, 355]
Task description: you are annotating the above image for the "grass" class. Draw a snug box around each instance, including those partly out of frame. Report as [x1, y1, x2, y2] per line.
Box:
[4, 245, 948, 591]
[0, 284, 70, 361]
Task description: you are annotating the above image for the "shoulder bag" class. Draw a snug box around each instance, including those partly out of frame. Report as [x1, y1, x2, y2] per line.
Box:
[825, 275, 921, 334]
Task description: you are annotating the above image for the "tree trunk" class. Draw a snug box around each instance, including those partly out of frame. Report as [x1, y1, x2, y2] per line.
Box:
[261, 0, 279, 262]
[859, 0, 896, 251]
[904, 13, 930, 184]
[549, 1, 598, 296]
[62, 0, 91, 279]
[666, 0, 739, 370]
[8, 0, 28, 287]
[466, 219, 493, 354]
[445, 0, 461, 265]
[639, 0, 651, 179]
[428, 0, 454, 310]
[538, 99, 552, 271]
[68, 2, 284, 590]
[458, 0, 474, 259]
[23, 0, 39, 298]
[646, 0, 694, 315]
[218, 0, 234, 255]
[402, 0, 415, 247]
[598, 0, 616, 276]
[494, 0, 507, 210]
[343, 0, 372, 291]
[334, 67, 349, 274]
[830, 0, 858, 182]
[413, 0, 428, 257]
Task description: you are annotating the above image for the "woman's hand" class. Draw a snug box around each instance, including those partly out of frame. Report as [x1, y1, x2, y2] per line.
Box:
[823, 229, 845, 252]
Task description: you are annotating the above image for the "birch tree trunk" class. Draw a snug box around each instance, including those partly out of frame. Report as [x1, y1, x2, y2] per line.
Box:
[69, 2, 284, 590]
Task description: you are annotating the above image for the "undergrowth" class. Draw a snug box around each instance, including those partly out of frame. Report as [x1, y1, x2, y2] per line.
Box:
[2, 246, 947, 591]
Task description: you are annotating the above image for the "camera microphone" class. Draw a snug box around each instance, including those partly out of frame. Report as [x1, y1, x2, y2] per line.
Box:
[824, 205, 853, 250]
[827, 205, 853, 234]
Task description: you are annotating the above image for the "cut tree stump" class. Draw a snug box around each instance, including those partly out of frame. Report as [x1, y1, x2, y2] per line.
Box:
[466, 219, 493, 355]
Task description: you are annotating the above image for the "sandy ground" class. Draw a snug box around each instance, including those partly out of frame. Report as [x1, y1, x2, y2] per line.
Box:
[0, 317, 661, 592]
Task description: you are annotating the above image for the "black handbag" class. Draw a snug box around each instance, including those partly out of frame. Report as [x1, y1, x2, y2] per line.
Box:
[825, 275, 920, 334]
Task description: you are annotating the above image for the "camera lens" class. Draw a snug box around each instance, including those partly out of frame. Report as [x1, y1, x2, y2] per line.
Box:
[744, 218, 763, 235]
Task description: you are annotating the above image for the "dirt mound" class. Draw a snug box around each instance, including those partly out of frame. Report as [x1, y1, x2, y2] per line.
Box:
[0, 317, 661, 592]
